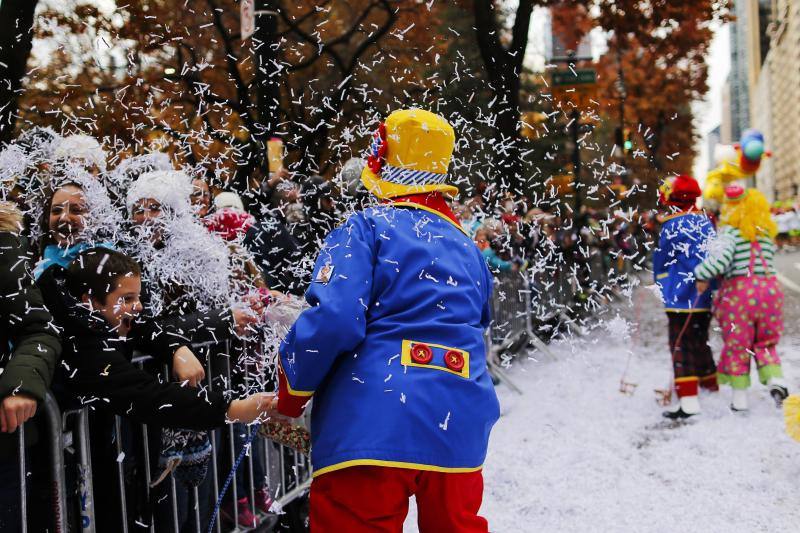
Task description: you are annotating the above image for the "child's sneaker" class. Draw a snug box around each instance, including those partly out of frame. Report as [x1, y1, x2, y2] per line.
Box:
[768, 378, 789, 407]
[221, 496, 260, 529]
[254, 487, 273, 514]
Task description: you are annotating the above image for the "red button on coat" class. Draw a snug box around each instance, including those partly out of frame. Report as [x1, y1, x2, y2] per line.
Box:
[410, 343, 433, 364]
[444, 350, 465, 372]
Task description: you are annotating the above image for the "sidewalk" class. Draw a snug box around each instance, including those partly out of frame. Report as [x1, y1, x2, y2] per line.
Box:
[476, 281, 798, 531]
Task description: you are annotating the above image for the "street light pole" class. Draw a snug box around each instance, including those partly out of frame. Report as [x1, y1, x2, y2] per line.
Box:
[254, 1, 280, 145]
[571, 106, 581, 216]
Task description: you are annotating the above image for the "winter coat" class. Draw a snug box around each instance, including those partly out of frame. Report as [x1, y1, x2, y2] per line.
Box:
[0, 231, 61, 458]
[39, 266, 234, 531]
[243, 215, 305, 296]
[278, 199, 500, 478]
[40, 265, 231, 429]
[652, 211, 716, 312]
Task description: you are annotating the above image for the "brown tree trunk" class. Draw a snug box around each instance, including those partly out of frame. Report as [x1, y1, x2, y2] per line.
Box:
[472, 0, 533, 195]
[0, 0, 39, 143]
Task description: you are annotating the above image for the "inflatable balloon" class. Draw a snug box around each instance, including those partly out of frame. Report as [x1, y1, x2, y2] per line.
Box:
[703, 129, 771, 209]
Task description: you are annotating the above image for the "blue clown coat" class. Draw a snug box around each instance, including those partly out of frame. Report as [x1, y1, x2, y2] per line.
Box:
[652, 211, 716, 312]
[279, 202, 500, 477]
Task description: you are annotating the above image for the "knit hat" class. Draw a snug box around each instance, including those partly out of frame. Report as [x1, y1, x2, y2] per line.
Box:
[659, 174, 701, 206]
[361, 108, 459, 199]
[213, 191, 246, 212]
[205, 207, 255, 241]
[126, 170, 192, 215]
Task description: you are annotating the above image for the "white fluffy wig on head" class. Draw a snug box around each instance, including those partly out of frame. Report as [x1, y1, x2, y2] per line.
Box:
[126, 170, 193, 217]
[52, 134, 108, 171]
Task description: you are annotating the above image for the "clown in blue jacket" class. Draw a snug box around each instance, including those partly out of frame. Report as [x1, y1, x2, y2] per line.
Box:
[653, 174, 717, 420]
[276, 109, 499, 532]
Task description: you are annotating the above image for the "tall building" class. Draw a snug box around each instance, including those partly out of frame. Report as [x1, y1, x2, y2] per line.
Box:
[720, 80, 733, 145]
[767, 0, 800, 200]
[752, 51, 774, 200]
[728, 0, 751, 141]
[707, 125, 721, 171]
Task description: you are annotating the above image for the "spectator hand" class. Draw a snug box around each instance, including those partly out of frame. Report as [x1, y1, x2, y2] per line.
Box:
[0, 393, 38, 433]
[226, 393, 278, 424]
[172, 346, 205, 387]
[232, 306, 260, 336]
[267, 167, 289, 188]
[696, 280, 710, 294]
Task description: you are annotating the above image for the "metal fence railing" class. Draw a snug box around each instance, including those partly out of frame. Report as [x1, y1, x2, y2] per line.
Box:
[487, 246, 639, 377]
[13, 340, 311, 533]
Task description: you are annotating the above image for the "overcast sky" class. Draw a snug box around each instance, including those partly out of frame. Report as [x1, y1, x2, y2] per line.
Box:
[693, 23, 731, 184]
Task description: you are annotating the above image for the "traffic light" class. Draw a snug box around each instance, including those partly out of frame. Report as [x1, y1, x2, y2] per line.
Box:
[623, 128, 633, 154]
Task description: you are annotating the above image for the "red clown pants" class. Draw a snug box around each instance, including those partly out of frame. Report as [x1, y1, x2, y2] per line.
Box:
[309, 466, 489, 532]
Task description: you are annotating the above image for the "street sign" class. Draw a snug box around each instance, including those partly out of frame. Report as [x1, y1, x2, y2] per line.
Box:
[551, 68, 596, 87]
[241, 0, 255, 40]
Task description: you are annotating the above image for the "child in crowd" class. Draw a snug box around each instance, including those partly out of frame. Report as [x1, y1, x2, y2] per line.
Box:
[653, 175, 717, 419]
[45, 247, 274, 531]
[475, 226, 521, 273]
[694, 186, 789, 411]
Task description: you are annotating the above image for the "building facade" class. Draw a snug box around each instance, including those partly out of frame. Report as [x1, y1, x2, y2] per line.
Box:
[767, 0, 800, 200]
[728, 0, 751, 141]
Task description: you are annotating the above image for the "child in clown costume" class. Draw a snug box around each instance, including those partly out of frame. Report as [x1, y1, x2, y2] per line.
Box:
[694, 186, 789, 411]
[653, 175, 717, 419]
[275, 109, 499, 531]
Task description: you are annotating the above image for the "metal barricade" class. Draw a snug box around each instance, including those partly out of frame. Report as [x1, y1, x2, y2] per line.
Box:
[488, 244, 637, 359]
[14, 392, 69, 533]
[16, 342, 312, 533]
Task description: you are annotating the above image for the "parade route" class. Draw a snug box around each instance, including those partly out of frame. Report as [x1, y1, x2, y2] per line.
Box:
[774, 248, 800, 294]
[405, 281, 800, 532]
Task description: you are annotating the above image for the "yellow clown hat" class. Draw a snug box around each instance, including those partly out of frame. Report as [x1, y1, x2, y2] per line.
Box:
[361, 108, 459, 199]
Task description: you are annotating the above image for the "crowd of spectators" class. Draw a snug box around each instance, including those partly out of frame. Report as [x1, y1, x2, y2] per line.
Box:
[0, 127, 659, 531]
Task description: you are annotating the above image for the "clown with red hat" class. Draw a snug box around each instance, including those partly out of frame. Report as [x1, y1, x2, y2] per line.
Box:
[654, 174, 718, 419]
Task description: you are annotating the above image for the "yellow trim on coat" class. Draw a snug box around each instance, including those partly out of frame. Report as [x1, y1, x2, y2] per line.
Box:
[400, 339, 470, 379]
[279, 360, 315, 397]
[390, 202, 469, 237]
[674, 376, 700, 383]
[664, 307, 711, 313]
[656, 272, 669, 279]
[312, 459, 484, 478]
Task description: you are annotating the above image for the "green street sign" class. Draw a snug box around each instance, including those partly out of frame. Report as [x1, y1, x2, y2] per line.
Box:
[551, 68, 597, 87]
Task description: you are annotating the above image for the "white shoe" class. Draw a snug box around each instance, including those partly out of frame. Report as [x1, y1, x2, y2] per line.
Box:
[680, 395, 700, 415]
[662, 395, 700, 419]
[731, 389, 749, 411]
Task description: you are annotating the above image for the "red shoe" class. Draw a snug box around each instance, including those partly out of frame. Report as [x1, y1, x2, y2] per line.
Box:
[254, 487, 273, 514]
[221, 496, 260, 529]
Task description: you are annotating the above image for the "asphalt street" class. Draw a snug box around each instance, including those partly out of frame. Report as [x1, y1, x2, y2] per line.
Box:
[774, 247, 800, 295]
